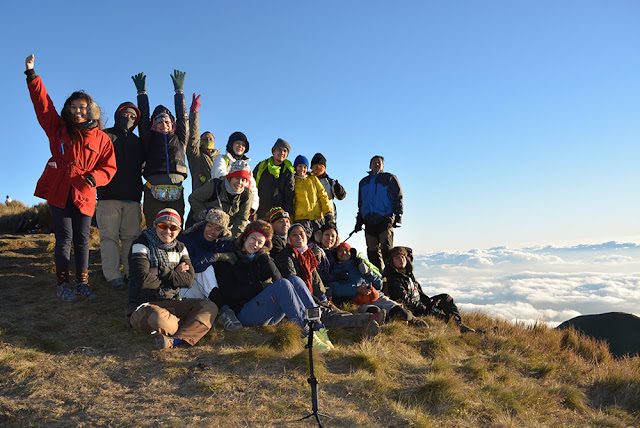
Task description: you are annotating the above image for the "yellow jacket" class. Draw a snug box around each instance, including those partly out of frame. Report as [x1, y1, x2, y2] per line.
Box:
[293, 175, 333, 220]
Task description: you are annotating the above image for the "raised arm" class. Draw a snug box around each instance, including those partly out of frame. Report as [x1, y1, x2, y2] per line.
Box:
[186, 93, 201, 163]
[132, 72, 150, 141]
[24, 54, 62, 144]
[171, 70, 188, 148]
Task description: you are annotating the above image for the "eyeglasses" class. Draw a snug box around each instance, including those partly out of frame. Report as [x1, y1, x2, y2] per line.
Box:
[156, 222, 180, 232]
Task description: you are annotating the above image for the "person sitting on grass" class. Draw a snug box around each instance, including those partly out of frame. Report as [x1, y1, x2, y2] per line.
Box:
[328, 242, 427, 327]
[211, 220, 334, 352]
[383, 246, 476, 333]
[177, 208, 242, 331]
[128, 208, 219, 349]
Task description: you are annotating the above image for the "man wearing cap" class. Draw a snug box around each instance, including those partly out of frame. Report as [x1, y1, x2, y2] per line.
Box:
[128, 208, 219, 349]
[268, 206, 291, 258]
[253, 138, 296, 221]
[188, 159, 253, 236]
[310, 152, 346, 222]
[97, 102, 144, 290]
[355, 155, 403, 271]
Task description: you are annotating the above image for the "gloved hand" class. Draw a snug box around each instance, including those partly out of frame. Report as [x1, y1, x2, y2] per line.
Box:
[393, 214, 402, 228]
[354, 219, 364, 233]
[215, 252, 237, 264]
[358, 262, 371, 276]
[324, 212, 335, 224]
[131, 72, 146, 93]
[334, 271, 349, 281]
[190, 93, 201, 113]
[85, 173, 96, 187]
[171, 69, 186, 92]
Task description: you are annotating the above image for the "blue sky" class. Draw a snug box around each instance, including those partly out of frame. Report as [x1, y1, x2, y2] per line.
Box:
[3, 1, 638, 253]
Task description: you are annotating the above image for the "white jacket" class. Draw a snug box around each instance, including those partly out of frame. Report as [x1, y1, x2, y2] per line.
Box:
[211, 151, 259, 212]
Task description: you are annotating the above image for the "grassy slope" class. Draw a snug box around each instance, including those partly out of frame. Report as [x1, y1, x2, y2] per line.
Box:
[0, 231, 639, 427]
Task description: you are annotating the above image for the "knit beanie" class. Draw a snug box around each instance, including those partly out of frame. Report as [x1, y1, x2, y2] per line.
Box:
[227, 131, 250, 154]
[272, 138, 291, 153]
[294, 155, 309, 168]
[311, 153, 327, 167]
[120, 107, 137, 117]
[226, 160, 252, 181]
[337, 242, 351, 251]
[155, 208, 182, 227]
[269, 207, 290, 223]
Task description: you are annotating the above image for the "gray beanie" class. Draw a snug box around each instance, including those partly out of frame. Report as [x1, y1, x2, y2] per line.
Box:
[272, 138, 291, 153]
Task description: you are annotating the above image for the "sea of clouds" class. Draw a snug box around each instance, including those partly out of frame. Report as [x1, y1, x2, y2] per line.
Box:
[413, 241, 640, 327]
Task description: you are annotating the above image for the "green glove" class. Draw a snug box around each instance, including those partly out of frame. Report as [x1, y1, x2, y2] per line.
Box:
[131, 72, 146, 93]
[171, 69, 186, 91]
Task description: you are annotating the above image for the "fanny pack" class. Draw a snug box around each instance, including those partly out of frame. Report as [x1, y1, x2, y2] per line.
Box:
[146, 182, 183, 202]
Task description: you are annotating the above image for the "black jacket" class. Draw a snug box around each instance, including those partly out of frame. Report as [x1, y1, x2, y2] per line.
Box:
[212, 251, 282, 314]
[137, 92, 188, 180]
[275, 246, 326, 301]
[253, 159, 295, 221]
[98, 102, 144, 201]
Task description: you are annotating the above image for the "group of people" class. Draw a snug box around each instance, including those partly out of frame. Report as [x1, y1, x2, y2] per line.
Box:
[25, 55, 474, 352]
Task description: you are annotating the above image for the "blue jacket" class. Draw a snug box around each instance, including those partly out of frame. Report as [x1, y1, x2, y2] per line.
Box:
[357, 171, 403, 224]
[328, 257, 383, 299]
[178, 224, 235, 273]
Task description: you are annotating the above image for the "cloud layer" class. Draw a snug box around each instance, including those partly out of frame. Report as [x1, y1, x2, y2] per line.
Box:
[413, 241, 640, 327]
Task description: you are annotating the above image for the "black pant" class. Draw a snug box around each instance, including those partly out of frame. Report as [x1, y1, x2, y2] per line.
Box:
[50, 197, 92, 271]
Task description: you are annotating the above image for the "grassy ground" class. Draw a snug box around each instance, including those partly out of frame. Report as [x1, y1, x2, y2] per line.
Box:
[0, 228, 639, 427]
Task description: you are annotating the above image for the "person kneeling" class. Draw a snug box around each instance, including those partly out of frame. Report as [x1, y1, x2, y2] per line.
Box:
[128, 208, 218, 349]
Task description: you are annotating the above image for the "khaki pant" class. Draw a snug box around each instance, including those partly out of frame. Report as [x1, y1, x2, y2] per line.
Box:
[365, 224, 394, 271]
[129, 299, 218, 346]
[96, 200, 142, 281]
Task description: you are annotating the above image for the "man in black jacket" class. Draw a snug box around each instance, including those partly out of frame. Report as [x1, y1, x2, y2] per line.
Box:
[97, 102, 144, 289]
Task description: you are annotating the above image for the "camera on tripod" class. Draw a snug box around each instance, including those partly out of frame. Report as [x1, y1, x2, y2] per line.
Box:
[306, 306, 321, 322]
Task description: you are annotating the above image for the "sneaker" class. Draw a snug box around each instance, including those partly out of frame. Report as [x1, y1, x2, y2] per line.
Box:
[368, 308, 387, 325]
[315, 327, 335, 350]
[153, 334, 174, 350]
[56, 284, 78, 302]
[108, 278, 125, 290]
[459, 323, 476, 333]
[75, 282, 97, 299]
[216, 309, 243, 331]
[302, 333, 332, 353]
[361, 320, 380, 339]
[410, 318, 429, 328]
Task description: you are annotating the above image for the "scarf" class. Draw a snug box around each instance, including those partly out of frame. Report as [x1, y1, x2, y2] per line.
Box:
[142, 227, 177, 269]
[255, 157, 295, 186]
[290, 245, 318, 294]
[225, 178, 242, 195]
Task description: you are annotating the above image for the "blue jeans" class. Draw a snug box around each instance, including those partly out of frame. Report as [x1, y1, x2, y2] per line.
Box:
[237, 276, 318, 329]
[50, 196, 92, 271]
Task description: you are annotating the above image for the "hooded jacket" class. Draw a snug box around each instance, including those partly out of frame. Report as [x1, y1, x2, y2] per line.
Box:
[188, 178, 252, 238]
[293, 175, 333, 221]
[28, 73, 117, 216]
[137, 92, 188, 180]
[98, 102, 144, 201]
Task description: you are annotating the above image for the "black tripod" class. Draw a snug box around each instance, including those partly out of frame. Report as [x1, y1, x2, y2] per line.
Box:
[299, 319, 329, 427]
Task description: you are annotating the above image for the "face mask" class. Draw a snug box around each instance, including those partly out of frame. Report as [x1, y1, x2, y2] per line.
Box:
[119, 114, 136, 132]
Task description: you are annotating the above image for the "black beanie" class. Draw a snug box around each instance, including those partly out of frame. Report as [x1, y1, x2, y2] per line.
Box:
[227, 131, 250, 154]
[311, 153, 327, 167]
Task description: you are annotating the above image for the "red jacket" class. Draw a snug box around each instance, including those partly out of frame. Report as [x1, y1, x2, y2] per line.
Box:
[28, 75, 116, 216]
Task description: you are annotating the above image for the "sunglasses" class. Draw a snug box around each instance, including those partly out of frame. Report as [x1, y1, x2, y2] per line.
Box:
[156, 222, 180, 232]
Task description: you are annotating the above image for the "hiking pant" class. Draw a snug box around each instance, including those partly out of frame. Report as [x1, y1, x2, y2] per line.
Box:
[365, 224, 394, 271]
[320, 306, 373, 329]
[129, 299, 218, 346]
[96, 200, 142, 281]
[237, 276, 317, 329]
[358, 294, 414, 322]
[142, 186, 185, 229]
[50, 197, 92, 272]
[414, 293, 462, 323]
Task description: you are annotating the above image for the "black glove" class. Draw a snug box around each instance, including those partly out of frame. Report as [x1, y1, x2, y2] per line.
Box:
[393, 215, 402, 228]
[85, 173, 96, 187]
[131, 72, 146, 93]
[335, 271, 349, 281]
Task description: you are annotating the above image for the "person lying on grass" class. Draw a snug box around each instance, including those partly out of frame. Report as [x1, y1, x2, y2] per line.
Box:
[128, 208, 219, 349]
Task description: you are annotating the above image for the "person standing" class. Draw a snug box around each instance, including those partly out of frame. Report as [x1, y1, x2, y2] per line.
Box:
[97, 102, 144, 290]
[310, 153, 346, 221]
[186, 93, 218, 191]
[355, 155, 403, 271]
[253, 139, 296, 221]
[132, 70, 188, 227]
[25, 54, 116, 301]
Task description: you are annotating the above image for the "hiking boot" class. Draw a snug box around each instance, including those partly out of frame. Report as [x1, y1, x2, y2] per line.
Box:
[108, 278, 125, 290]
[315, 327, 335, 350]
[367, 307, 387, 325]
[216, 309, 243, 331]
[56, 284, 77, 302]
[75, 282, 97, 299]
[361, 320, 380, 339]
[153, 334, 175, 350]
[459, 323, 476, 333]
[410, 318, 429, 328]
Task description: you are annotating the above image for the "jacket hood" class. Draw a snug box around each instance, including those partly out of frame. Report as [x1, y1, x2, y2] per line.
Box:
[114, 101, 141, 132]
[151, 105, 176, 132]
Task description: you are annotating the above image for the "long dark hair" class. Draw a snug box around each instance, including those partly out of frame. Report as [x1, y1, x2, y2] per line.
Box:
[61, 91, 102, 143]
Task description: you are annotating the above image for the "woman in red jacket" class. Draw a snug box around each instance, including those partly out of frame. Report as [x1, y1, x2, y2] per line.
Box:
[25, 54, 117, 302]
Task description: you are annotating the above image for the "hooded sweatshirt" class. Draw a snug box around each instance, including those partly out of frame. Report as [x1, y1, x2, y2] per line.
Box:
[98, 102, 144, 201]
